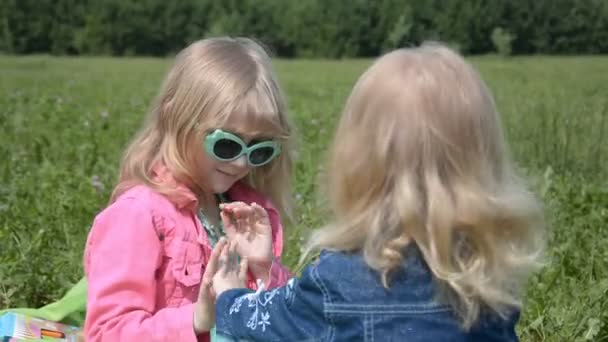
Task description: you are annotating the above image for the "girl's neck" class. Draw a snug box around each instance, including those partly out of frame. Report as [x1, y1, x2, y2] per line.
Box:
[198, 191, 218, 212]
[198, 191, 221, 232]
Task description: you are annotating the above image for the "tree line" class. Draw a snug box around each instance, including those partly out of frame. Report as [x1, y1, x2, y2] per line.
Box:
[2, 0, 607, 57]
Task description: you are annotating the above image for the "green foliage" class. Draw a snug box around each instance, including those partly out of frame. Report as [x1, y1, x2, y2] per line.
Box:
[1, 0, 607, 57]
[492, 27, 515, 56]
[384, 5, 414, 51]
[1, 55, 607, 341]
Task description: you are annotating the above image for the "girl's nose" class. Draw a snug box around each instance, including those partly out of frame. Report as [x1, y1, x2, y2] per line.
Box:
[230, 154, 250, 169]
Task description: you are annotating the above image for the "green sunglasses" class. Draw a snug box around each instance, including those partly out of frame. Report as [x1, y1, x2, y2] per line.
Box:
[204, 129, 281, 167]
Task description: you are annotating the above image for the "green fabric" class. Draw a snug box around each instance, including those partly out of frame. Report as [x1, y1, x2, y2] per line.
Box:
[211, 326, 240, 341]
[199, 193, 229, 247]
[0, 277, 87, 327]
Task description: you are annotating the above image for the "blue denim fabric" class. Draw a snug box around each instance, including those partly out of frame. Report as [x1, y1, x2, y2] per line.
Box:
[215, 246, 519, 342]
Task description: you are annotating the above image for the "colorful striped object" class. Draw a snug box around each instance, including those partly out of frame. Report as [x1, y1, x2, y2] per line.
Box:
[0, 312, 83, 341]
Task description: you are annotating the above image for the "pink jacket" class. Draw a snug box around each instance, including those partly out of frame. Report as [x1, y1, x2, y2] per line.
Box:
[84, 166, 292, 342]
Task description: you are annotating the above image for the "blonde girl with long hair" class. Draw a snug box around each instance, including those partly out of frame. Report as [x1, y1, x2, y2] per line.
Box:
[206, 42, 544, 341]
[84, 37, 294, 342]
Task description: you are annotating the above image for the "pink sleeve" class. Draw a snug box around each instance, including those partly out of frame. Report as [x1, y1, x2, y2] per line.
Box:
[84, 198, 200, 342]
[265, 259, 294, 289]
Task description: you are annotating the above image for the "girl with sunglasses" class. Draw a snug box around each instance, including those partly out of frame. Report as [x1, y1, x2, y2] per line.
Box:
[205, 43, 545, 341]
[83, 37, 294, 342]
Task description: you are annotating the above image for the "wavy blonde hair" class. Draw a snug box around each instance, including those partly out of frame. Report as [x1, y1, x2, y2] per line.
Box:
[305, 42, 544, 329]
[111, 37, 294, 217]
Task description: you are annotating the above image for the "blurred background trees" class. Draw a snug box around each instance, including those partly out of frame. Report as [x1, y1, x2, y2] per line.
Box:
[1, 0, 607, 57]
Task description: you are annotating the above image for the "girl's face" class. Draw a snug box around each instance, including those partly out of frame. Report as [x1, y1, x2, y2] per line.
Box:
[194, 117, 280, 194]
[199, 131, 252, 194]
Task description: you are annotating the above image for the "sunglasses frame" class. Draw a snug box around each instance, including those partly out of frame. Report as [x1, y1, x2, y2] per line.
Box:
[204, 129, 281, 167]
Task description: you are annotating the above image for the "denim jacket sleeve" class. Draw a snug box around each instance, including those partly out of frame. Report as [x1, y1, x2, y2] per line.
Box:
[215, 263, 328, 342]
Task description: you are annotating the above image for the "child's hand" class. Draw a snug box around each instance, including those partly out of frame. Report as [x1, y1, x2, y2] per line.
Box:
[212, 240, 248, 296]
[193, 237, 226, 335]
[220, 202, 274, 283]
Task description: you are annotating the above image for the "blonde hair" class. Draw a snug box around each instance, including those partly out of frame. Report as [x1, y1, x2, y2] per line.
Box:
[306, 42, 544, 329]
[111, 37, 294, 217]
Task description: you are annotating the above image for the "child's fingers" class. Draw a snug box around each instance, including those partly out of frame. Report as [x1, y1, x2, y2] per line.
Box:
[233, 202, 256, 220]
[222, 202, 252, 232]
[226, 241, 241, 273]
[238, 257, 248, 284]
[201, 238, 227, 296]
[243, 204, 256, 230]
[227, 205, 249, 233]
[218, 240, 231, 275]
[205, 237, 227, 276]
[220, 211, 236, 237]
[198, 238, 227, 298]
[223, 202, 246, 217]
[237, 206, 257, 233]
[237, 218, 249, 233]
[198, 277, 212, 300]
[229, 240, 238, 259]
[251, 202, 268, 219]
[222, 202, 264, 235]
[251, 202, 270, 228]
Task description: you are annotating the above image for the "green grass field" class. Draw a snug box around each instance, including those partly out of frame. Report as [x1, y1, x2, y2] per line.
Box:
[0, 55, 607, 341]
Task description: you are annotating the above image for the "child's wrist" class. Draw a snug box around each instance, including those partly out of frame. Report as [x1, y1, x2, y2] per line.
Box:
[249, 258, 273, 282]
[192, 309, 209, 335]
[215, 280, 243, 298]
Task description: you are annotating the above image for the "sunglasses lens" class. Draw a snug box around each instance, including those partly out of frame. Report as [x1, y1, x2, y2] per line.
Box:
[213, 138, 242, 159]
[249, 146, 275, 165]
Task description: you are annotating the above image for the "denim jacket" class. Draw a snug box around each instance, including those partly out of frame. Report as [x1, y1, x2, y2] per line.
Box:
[215, 246, 520, 342]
